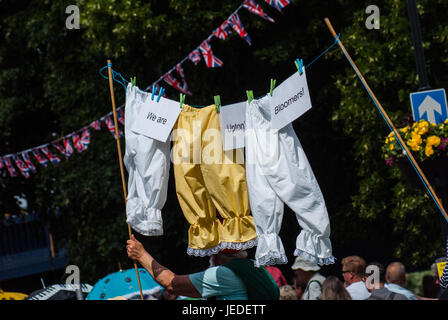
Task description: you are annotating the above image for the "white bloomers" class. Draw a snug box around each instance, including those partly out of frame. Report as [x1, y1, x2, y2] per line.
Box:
[123, 83, 170, 236]
[245, 94, 335, 267]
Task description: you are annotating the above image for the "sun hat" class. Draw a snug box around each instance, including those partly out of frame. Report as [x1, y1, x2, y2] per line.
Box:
[291, 256, 321, 271]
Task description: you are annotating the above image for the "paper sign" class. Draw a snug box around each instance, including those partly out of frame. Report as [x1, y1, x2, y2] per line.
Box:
[219, 101, 246, 151]
[131, 96, 181, 142]
[437, 262, 446, 279]
[270, 68, 312, 129]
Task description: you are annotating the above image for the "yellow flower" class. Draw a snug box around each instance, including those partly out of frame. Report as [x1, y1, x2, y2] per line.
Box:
[407, 140, 421, 151]
[389, 143, 394, 150]
[426, 135, 441, 147]
[400, 127, 409, 133]
[425, 146, 434, 157]
[445, 118, 448, 124]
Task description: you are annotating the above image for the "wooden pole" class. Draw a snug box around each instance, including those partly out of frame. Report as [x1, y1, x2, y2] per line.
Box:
[323, 18, 448, 224]
[106, 60, 145, 300]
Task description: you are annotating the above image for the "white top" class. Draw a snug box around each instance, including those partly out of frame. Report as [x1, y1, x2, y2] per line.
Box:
[346, 281, 371, 300]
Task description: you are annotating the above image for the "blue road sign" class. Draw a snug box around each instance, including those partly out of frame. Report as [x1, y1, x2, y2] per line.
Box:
[410, 88, 448, 124]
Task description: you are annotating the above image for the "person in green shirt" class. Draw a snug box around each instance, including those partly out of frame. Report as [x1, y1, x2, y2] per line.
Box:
[126, 234, 279, 300]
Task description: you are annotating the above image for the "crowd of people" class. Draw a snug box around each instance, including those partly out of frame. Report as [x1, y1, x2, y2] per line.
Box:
[126, 235, 448, 300]
[276, 255, 448, 300]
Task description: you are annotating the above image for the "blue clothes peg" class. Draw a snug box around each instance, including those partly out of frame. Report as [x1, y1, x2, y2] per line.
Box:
[151, 85, 157, 101]
[294, 58, 304, 75]
[157, 87, 165, 102]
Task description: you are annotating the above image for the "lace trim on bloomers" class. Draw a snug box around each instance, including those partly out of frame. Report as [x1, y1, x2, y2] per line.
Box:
[187, 238, 258, 257]
[254, 252, 288, 268]
[293, 248, 336, 266]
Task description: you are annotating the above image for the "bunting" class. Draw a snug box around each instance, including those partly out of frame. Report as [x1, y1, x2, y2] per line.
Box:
[40, 146, 61, 165]
[12, 154, 31, 179]
[4, 156, 19, 177]
[22, 152, 37, 173]
[0, 0, 293, 178]
[199, 40, 224, 68]
[228, 13, 252, 45]
[213, 20, 232, 40]
[32, 149, 49, 167]
[243, 0, 275, 22]
[188, 49, 202, 66]
[264, 0, 291, 12]
[103, 115, 123, 139]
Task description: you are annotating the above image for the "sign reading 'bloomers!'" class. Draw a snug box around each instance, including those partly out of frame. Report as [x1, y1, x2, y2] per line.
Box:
[270, 68, 312, 129]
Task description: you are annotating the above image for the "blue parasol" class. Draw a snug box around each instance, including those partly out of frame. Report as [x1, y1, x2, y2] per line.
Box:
[86, 268, 163, 300]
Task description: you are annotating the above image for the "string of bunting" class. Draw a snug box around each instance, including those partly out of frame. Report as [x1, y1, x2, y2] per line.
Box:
[0, 0, 292, 179]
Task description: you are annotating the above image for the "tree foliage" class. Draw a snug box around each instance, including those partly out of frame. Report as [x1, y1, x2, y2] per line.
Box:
[0, 0, 447, 284]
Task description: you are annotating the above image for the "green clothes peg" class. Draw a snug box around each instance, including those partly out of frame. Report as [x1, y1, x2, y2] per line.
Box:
[131, 77, 136, 88]
[270, 79, 276, 96]
[214, 95, 221, 113]
[246, 90, 254, 104]
[180, 93, 186, 109]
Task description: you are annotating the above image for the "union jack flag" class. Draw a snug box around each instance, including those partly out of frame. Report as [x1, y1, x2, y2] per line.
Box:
[117, 108, 125, 125]
[72, 132, 85, 153]
[52, 138, 74, 158]
[22, 152, 37, 173]
[32, 149, 49, 167]
[227, 13, 251, 45]
[199, 41, 223, 68]
[40, 146, 61, 165]
[12, 154, 31, 178]
[264, 0, 290, 12]
[103, 115, 123, 139]
[90, 120, 102, 131]
[188, 49, 202, 66]
[163, 65, 192, 96]
[4, 156, 19, 177]
[243, 0, 275, 22]
[80, 128, 91, 150]
[213, 20, 232, 40]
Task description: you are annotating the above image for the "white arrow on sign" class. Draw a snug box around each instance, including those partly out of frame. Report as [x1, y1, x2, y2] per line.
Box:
[418, 95, 442, 124]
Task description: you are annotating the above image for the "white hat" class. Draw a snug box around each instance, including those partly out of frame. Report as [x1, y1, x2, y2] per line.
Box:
[291, 256, 321, 271]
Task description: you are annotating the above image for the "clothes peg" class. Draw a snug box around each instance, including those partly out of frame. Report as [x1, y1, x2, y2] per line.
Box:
[131, 77, 136, 88]
[151, 85, 157, 100]
[157, 87, 165, 102]
[270, 79, 276, 96]
[294, 58, 304, 75]
[180, 93, 186, 109]
[246, 90, 254, 104]
[214, 95, 221, 113]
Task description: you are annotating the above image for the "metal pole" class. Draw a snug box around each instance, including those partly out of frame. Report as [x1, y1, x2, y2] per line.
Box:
[406, 0, 431, 91]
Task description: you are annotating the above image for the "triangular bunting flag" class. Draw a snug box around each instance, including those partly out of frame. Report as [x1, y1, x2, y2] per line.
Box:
[227, 13, 252, 45]
[199, 41, 223, 68]
[4, 156, 19, 177]
[12, 154, 30, 178]
[32, 149, 49, 167]
[40, 146, 61, 165]
[264, 0, 290, 12]
[243, 0, 275, 22]
[213, 20, 232, 40]
[22, 152, 37, 173]
[188, 49, 202, 66]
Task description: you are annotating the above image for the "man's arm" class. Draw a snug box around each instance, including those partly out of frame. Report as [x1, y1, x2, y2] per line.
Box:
[127, 234, 202, 298]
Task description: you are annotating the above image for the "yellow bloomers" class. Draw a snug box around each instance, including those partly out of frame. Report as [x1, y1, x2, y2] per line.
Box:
[172, 104, 257, 256]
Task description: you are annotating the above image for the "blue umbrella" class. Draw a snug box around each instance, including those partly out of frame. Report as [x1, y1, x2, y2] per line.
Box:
[86, 268, 163, 300]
